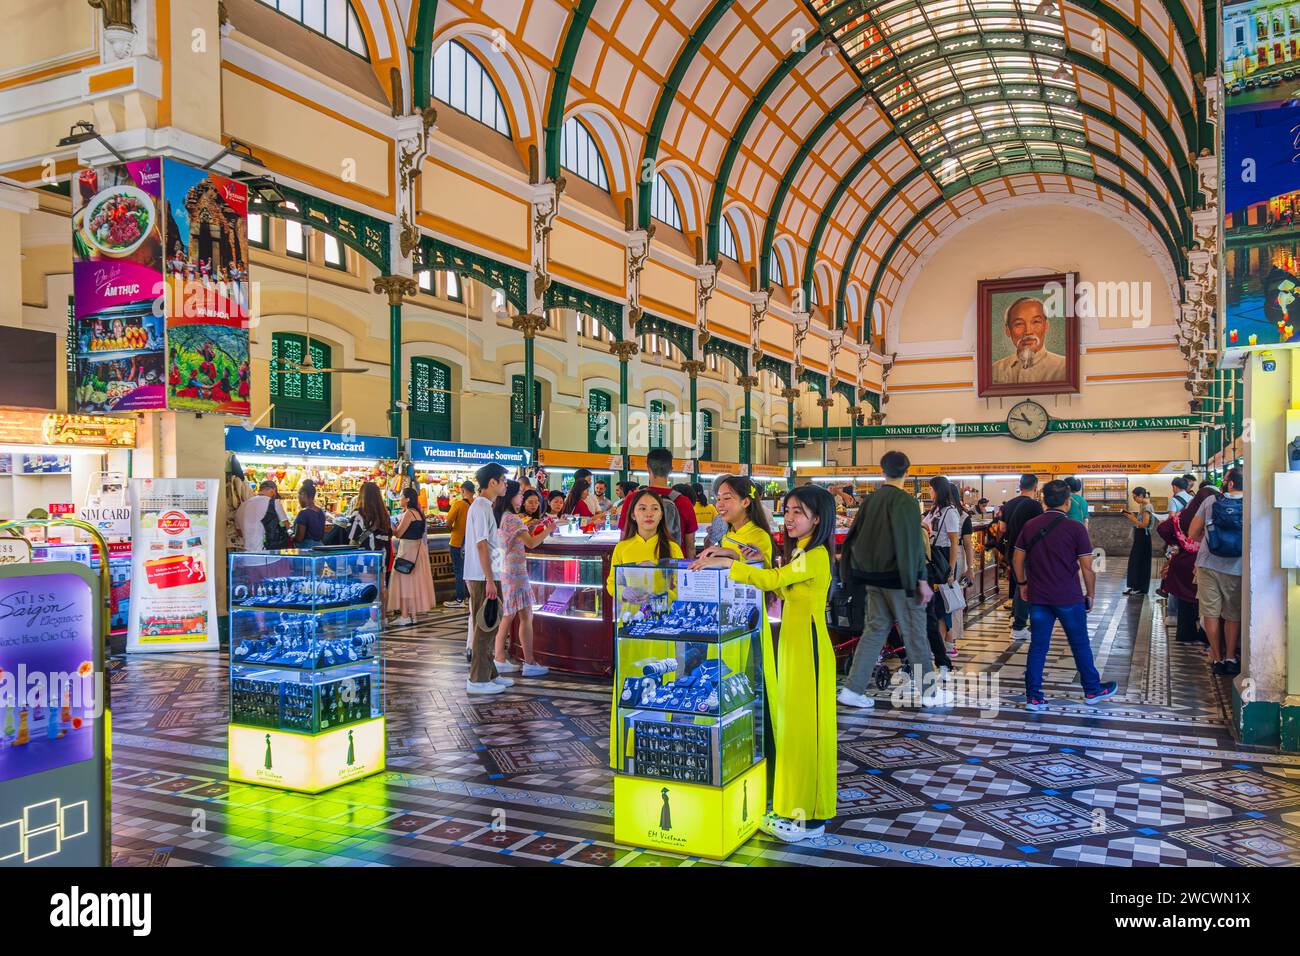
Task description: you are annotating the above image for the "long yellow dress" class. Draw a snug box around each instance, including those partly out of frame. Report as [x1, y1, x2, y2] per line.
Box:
[606, 534, 683, 769]
[729, 540, 838, 822]
[717, 519, 774, 568]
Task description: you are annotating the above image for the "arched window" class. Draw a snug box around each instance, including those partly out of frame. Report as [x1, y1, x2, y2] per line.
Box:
[256, 0, 369, 58]
[719, 216, 739, 261]
[648, 400, 668, 450]
[560, 117, 609, 190]
[768, 249, 783, 286]
[410, 357, 452, 441]
[651, 172, 682, 230]
[432, 39, 511, 136]
[270, 332, 331, 430]
[699, 409, 715, 462]
[511, 374, 541, 447]
[587, 389, 613, 453]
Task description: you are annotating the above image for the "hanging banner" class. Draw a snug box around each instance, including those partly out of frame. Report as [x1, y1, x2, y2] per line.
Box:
[0, 561, 107, 866]
[411, 440, 532, 469]
[126, 477, 219, 653]
[225, 426, 398, 462]
[71, 159, 167, 412]
[162, 159, 252, 415]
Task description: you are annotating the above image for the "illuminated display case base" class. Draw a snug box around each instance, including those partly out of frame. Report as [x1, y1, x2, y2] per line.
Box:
[228, 716, 385, 794]
[613, 759, 765, 860]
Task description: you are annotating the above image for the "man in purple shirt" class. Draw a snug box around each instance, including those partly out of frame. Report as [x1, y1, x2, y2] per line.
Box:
[1012, 479, 1118, 711]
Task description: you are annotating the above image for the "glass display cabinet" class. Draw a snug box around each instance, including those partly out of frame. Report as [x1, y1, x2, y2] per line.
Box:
[518, 539, 614, 675]
[611, 561, 767, 859]
[227, 550, 386, 793]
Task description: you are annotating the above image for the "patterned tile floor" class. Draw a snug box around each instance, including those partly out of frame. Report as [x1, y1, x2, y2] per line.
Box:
[109, 570, 1300, 867]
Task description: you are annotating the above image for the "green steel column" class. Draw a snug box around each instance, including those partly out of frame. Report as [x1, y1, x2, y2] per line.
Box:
[781, 386, 799, 491]
[389, 301, 402, 439]
[682, 360, 706, 484]
[525, 335, 537, 456]
[612, 340, 637, 485]
[743, 388, 752, 468]
[818, 389, 831, 466]
[373, 277, 416, 442]
[850, 403, 858, 467]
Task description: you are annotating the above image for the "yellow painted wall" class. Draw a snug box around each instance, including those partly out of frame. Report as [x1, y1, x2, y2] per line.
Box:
[550, 219, 625, 299]
[420, 159, 529, 260]
[0, 0, 95, 77]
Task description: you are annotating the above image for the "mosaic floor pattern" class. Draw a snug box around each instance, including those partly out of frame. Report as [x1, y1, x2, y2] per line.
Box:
[108, 571, 1300, 867]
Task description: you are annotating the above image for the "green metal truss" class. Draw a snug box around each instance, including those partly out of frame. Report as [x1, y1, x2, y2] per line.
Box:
[833, 380, 857, 407]
[251, 183, 390, 272]
[799, 367, 828, 394]
[543, 0, 598, 183]
[703, 335, 749, 376]
[415, 234, 528, 313]
[635, 313, 693, 358]
[544, 280, 623, 340]
[409, 0, 440, 110]
[636, 0, 737, 230]
[756, 353, 792, 388]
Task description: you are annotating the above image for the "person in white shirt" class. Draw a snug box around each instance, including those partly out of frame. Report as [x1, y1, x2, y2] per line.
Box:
[593, 480, 614, 513]
[1169, 476, 1192, 513]
[234, 480, 288, 552]
[464, 462, 508, 695]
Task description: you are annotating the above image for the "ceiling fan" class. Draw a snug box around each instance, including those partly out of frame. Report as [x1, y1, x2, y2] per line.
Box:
[272, 224, 368, 376]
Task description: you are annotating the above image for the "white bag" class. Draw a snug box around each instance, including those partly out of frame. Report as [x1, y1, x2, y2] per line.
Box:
[938, 582, 967, 614]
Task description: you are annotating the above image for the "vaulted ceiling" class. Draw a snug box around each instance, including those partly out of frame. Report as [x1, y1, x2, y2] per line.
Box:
[402, 0, 1208, 332]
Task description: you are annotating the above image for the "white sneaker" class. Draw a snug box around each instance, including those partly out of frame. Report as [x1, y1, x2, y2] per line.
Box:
[1010, 628, 1031, 642]
[444, 599, 466, 609]
[492, 675, 515, 687]
[837, 687, 876, 709]
[759, 813, 824, 843]
[494, 658, 521, 673]
[391, 616, 412, 627]
[466, 679, 504, 695]
[521, 662, 550, 677]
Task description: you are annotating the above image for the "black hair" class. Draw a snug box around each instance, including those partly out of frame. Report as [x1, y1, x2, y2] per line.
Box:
[547, 490, 566, 510]
[493, 480, 520, 524]
[929, 476, 961, 512]
[475, 462, 507, 491]
[460, 480, 475, 494]
[880, 450, 909, 480]
[1042, 479, 1071, 509]
[1171, 476, 1188, 491]
[1132, 486, 1149, 498]
[717, 475, 773, 538]
[562, 475, 591, 515]
[1066, 476, 1083, 493]
[646, 447, 673, 478]
[672, 482, 695, 503]
[621, 488, 673, 558]
[402, 485, 425, 520]
[520, 489, 541, 517]
[1019, 473, 1039, 491]
[1224, 467, 1243, 492]
[616, 480, 638, 497]
[574, 468, 592, 483]
[781, 484, 836, 562]
[975, 497, 989, 511]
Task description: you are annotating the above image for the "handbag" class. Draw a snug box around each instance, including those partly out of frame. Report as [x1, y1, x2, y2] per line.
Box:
[392, 538, 418, 575]
[938, 581, 966, 613]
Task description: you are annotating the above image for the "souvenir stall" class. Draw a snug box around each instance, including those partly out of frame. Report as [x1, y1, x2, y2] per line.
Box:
[224, 426, 402, 524]
[408, 439, 532, 537]
[534, 448, 621, 506]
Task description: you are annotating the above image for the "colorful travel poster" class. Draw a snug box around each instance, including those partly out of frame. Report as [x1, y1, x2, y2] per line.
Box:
[71, 159, 164, 319]
[161, 159, 251, 415]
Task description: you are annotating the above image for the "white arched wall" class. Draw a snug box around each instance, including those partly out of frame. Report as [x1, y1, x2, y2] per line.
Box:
[564, 102, 633, 196]
[871, 198, 1194, 469]
[431, 22, 542, 145]
[657, 160, 704, 235]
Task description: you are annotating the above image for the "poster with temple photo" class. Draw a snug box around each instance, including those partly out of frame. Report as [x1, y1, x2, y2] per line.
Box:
[161, 159, 252, 415]
[1221, 0, 1300, 350]
[976, 273, 1080, 398]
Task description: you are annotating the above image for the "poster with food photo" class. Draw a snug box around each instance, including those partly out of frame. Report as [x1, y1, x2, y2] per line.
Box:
[71, 159, 163, 320]
[162, 160, 252, 416]
[72, 303, 167, 413]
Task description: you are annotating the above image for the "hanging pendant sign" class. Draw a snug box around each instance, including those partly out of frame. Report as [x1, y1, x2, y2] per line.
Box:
[224, 426, 398, 462]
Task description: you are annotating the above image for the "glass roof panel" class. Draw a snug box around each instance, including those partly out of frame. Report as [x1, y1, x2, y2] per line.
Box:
[815, 0, 1093, 193]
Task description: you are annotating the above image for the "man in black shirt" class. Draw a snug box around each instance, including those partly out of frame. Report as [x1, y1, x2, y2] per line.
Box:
[1000, 473, 1044, 640]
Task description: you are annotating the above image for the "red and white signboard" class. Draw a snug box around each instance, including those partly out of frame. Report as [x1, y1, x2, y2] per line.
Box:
[126, 477, 219, 653]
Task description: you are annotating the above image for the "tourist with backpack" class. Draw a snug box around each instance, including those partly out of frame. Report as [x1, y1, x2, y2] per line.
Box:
[616, 446, 698, 558]
[1188, 468, 1245, 675]
[234, 479, 289, 552]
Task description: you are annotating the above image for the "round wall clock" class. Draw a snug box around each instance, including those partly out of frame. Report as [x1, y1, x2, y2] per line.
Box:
[1006, 399, 1050, 442]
